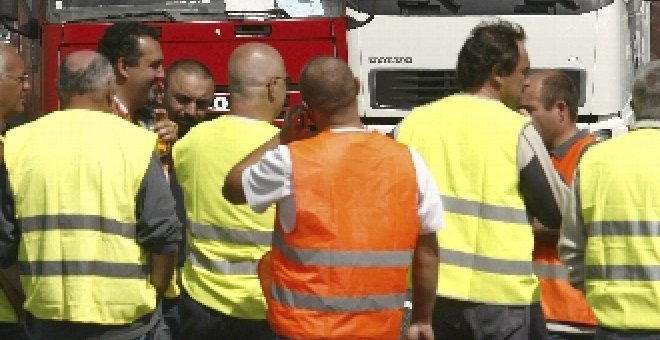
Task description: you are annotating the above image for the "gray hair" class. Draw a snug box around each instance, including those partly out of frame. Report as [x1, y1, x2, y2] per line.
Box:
[56, 53, 114, 99]
[632, 60, 660, 121]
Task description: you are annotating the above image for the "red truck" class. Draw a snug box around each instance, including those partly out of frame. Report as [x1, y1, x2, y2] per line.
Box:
[1, 0, 347, 121]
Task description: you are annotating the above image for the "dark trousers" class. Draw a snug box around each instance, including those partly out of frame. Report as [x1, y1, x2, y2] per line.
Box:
[179, 290, 273, 340]
[433, 296, 549, 340]
[23, 304, 166, 340]
[0, 322, 28, 340]
[548, 332, 594, 340]
[162, 296, 181, 340]
[595, 327, 660, 340]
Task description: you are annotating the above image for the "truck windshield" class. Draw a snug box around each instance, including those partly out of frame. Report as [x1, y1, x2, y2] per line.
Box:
[46, 0, 345, 23]
[349, 0, 613, 15]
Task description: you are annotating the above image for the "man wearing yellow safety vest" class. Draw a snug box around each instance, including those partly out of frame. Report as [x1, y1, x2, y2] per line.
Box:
[0, 50, 182, 340]
[173, 42, 284, 339]
[223, 56, 442, 340]
[520, 70, 598, 339]
[559, 60, 660, 338]
[396, 19, 567, 339]
[0, 44, 30, 340]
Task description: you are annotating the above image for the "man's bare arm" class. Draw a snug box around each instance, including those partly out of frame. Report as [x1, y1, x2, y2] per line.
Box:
[222, 134, 280, 204]
[150, 253, 177, 297]
[406, 233, 438, 340]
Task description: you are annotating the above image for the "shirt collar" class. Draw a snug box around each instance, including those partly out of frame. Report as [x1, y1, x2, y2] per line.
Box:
[328, 127, 367, 132]
[112, 95, 130, 120]
[550, 129, 590, 158]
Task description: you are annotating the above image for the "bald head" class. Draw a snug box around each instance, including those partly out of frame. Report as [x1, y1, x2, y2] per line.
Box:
[228, 42, 285, 96]
[57, 50, 115, 108]
[300, 56, 356, 115]
[0, 45, 28, 118]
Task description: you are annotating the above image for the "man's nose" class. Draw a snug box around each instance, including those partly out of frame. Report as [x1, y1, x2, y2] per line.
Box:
[156, 65, 165, 79]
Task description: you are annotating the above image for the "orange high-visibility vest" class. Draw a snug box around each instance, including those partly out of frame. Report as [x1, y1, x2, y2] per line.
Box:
[534, 131, 597, 326]
[263, 131, 420, 340]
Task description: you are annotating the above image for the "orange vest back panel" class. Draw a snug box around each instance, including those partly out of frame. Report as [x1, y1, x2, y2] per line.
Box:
[268, 131, 419, 339]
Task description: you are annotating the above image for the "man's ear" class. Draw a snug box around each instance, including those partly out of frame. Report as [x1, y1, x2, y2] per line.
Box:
[490, 64, 504, 88]
[266, 79, 276, 102]
[556, 100, 568, 122]
[116, 57, 130, 80]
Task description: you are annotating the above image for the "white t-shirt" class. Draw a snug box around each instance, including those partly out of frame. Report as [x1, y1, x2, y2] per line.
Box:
[241, 129, 444, 234]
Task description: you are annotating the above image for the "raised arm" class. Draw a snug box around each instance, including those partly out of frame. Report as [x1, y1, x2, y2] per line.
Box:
[223, 134, 280, 204]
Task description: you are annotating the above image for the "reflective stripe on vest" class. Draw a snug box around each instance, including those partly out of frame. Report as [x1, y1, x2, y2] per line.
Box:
[175, 116, 278, 319]
[190, 222, 272, 245]
[440, 247, 534, 276]
[273, 229, 413, 267]
[271, 284, 407, 312]
[579, 129, 660, 329]
[20, 214, 135, 238]
[398, 94, 537, 305]
[18, 261, 149, 278]
[4, 110, 157, 325]
[187, 247, 258, 275]
[533, 262, 569, 280]
[268, 131, 418, 340]
[586, 265, 660, 280]
[590, 220, 660, 236]
[442, 195, 529, 225]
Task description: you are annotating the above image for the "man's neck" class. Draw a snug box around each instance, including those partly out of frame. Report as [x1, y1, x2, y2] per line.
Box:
[114, 88, 135, 115]
[66, 95, 112, 113]
[551, 125, 580, 150]
[229, 101, 276, 122]
[469, 86, 500, 102]
[317, 106, 364, 131]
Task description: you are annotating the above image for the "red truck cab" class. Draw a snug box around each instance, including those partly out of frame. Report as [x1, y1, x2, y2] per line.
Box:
[6, 0, 347, 120]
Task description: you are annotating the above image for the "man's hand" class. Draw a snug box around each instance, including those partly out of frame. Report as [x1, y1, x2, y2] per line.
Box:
[152, 117, 178, 144]
[406, 323, 434, 340]
[281, 104, 312, 144]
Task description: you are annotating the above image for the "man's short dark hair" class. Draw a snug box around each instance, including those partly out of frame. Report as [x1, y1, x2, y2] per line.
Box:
[164, 59, 213, 90]
[97, 22, 160, 67]
[300, 56, 356, 115]
[539, 71, 579, 122]
[456, 19, 526, 91]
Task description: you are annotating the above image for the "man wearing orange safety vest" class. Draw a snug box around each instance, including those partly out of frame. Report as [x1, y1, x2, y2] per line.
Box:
[520, 69, 597, 339]
[223, 56, 443, 340]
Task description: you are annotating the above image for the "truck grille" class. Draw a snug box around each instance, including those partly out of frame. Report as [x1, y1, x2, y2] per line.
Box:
[369, 68, 585, 111]
[369, 69, 459, 110]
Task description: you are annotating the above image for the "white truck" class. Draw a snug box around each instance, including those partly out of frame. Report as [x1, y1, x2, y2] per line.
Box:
[346, 0, 653, 137]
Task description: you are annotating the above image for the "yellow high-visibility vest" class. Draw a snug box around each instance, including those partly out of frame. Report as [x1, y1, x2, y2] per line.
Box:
[174, 115, 277, 319]
[579, 128, 660, 329]
[398, 94, 538, 305]
[4, 109, 157, 324]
